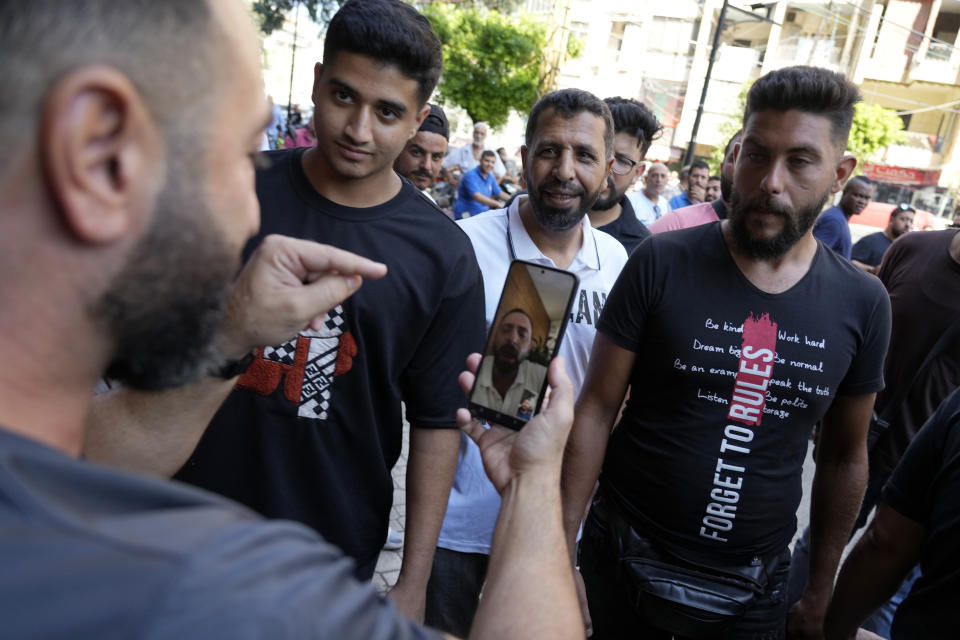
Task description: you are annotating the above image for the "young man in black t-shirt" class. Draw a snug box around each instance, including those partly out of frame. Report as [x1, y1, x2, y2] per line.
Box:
[173, 0, 485, 621]
[561, 66, 891, 639]
[586, 97, 662, 255]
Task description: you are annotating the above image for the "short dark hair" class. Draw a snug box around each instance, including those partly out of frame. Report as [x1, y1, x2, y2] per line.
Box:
[744, 65, 861, 147]
[709, 175, 721, 182]
[501, 308, 533, 328]
[690, 160, 710, 173]
[323, 0, 442, 106]
[889, 203, 915, 222]
[481, 149, 497, 160]
[525, 89, 614, 158]
[844, 175, 873, 193]
[604, 97, 663, 157]
[0, 0, 222, 172]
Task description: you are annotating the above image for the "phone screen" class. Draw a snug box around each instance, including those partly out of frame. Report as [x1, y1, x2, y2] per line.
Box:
[469, 260, 579, 430]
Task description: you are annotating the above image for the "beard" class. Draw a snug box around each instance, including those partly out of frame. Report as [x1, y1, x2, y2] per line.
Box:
[728, 189, 829, 260]
[525, 167, 603, 232]
[493, 342, 522, 374]
[591, 175, 628, 212]
[97, 150, 238, 390]
[720, 175, 733, 203]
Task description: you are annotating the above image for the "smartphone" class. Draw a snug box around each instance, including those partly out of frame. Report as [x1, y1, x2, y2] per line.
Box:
[469, 260, 579, 430]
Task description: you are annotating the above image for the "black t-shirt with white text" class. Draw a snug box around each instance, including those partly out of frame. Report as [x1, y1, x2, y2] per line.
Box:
[175, 148, 486, 571]
[597, 222, 890, 562]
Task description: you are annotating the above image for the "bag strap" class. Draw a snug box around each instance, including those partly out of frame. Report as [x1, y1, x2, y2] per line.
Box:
[877, 317, 960, 423]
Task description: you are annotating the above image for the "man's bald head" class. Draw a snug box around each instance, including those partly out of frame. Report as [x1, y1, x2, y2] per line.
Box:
[0, 0, 227, 172]
[0, 0, 270, 390]
[643, 162, 669, 197]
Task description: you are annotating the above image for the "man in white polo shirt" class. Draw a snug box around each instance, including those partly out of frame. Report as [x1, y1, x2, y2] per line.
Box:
[423, 88, 629, 638]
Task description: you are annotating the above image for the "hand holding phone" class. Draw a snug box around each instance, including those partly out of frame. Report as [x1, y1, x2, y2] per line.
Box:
[468, 260, 579, 430]
[458, 353, 574, 492]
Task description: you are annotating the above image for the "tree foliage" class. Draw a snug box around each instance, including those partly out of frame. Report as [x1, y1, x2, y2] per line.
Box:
[422, 4, 566, 129]
[847, 102, 907, 164]
[251, 0, 341, 35]
[707, 82, 750, 174]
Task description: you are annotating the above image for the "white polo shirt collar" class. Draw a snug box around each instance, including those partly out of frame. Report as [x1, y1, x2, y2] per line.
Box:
[505, 195, 601, 271]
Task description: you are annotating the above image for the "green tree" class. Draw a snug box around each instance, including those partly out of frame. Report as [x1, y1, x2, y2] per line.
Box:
[422, 4, 578, 129]
[847, 102, 907, 165]
[251, 0, 521, 36]
[707, 82, 750, 175]
[251, 0, 341, 35]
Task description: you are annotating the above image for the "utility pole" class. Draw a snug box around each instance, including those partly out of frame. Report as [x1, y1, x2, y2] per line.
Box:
[286, 0, 301, 124]
[683, 0, 728, 168]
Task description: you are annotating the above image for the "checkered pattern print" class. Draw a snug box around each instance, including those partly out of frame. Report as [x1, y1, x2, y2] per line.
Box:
[298, 305, 345, 420]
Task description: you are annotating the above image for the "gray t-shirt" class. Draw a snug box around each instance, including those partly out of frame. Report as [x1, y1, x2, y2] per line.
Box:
[0, 428, 441, 640]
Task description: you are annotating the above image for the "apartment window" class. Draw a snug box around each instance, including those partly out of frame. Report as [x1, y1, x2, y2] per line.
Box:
[607, 21, 627, 53]
[648, 16, 690, 55]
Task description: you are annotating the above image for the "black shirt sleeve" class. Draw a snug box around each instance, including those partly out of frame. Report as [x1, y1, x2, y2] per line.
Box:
[400, 243, 486, 429]
[881, 393, 959, 523]
[837, 280, 891, 396]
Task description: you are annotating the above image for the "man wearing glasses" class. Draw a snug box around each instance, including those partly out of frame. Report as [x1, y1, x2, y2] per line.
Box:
[587, 97, 664, 255]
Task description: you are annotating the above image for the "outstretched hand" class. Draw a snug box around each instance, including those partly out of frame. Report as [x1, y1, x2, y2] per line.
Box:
[221, 235, 387, 358]
[458, 353, 574, 493]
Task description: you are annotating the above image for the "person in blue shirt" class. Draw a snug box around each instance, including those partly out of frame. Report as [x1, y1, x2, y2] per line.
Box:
[812, 175, 874, 259]
[667, 159, 708, 209]
[453, 150, 509, 219]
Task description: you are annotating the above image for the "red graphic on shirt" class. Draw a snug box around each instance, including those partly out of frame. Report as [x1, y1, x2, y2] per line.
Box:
[234, 305, 354, 420]
[334, 333, 356, 376]
[727, 313, 778, 427]
[238, 340, 307, 403]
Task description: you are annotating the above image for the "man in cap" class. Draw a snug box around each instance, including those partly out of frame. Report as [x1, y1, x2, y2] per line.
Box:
[394, 103, 450, 202]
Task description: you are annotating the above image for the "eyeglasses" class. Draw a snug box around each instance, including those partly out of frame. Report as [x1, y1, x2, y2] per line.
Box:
[611, 155, 639, 176]
[895, 203, 915, 213]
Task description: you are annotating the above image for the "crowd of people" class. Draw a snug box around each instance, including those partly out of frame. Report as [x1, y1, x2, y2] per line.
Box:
[1, 1, 957, 639]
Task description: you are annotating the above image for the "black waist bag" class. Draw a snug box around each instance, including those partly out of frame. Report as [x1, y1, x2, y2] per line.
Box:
[607, 507, 770, 638]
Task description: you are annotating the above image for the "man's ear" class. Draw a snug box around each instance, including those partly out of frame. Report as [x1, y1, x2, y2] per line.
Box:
[831, 154, 858, 194]
[41, 65, 160, 245]
[519, 145, 528, 171]
[311, 62, 324, 105]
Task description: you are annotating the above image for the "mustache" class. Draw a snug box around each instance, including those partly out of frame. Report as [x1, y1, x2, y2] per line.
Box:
[540, 179, 585, 196]
[734, 193, 794, 218]
[496, 343, 519, 358]
[411, 170, 433, 179]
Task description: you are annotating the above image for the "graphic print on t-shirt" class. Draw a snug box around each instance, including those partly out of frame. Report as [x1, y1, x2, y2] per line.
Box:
[568, 289, 607, 326]
[236, 305, 357, 420]
[699, 313, 779, 544]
